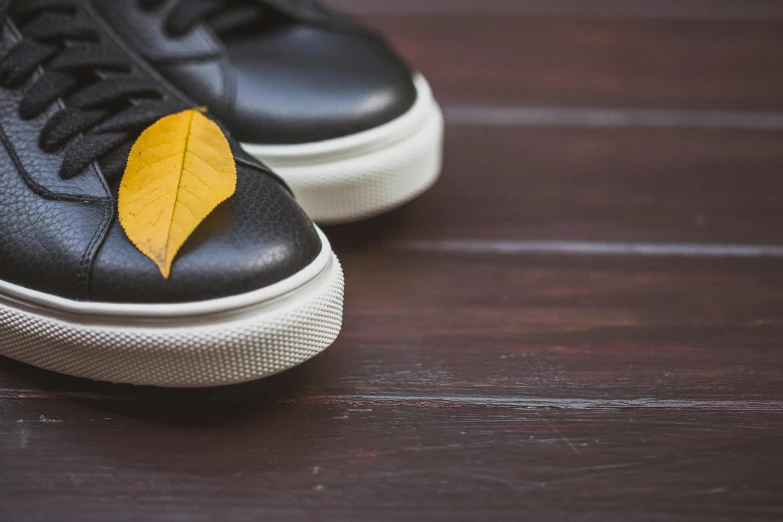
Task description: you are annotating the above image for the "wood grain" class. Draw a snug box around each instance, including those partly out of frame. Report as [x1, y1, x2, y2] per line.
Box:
[2, 3, 783, 521]
[324, 127, 783, 244]
[327, 0, 783, 20]
[353, 14, 783, 111]
[1, 400, 781, 522]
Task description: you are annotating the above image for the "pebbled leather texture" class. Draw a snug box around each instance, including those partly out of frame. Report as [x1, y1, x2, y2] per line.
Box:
[0, 130, 111, 300]
[88, 0, 418, 144]
[89, 161, 322, 304]
[0, 6, 322, 304]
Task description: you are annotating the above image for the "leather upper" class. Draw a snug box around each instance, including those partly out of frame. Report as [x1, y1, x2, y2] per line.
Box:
[89, 0, 418, 144]
[0, 4, 322, 304]
[90, 159, 321, 304]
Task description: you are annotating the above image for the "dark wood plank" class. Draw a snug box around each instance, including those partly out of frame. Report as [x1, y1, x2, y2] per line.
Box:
[1, 399, 781, 522]
[2, 251, 781, 404]
[327, 0, 783, 20]
[323, 127, 783, 244]
[3, 6, 783, 521]
[344, 13, 783, 110]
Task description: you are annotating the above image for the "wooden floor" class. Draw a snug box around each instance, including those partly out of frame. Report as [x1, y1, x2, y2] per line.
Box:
[2, 1, 783, 520]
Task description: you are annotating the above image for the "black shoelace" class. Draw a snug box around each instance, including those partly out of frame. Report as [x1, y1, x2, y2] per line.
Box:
[0, 0, 182, 180]
[138, 0, 331, 37]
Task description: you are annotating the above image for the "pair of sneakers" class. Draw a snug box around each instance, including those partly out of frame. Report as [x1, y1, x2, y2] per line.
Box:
[0, 0, 444, 386]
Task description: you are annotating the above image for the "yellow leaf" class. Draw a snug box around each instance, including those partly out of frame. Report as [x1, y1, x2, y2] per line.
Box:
[118, 109, 237, 279]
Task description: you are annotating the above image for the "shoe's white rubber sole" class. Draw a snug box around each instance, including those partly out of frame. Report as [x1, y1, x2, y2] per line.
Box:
[242, 75, 445, 225]
[0, 227, 344, 387]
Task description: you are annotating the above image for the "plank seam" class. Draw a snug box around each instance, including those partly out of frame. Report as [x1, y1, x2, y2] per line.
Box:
[445, 106, 783, 130]
[391, 240, 783, 259]
[2, 391, 782, 411]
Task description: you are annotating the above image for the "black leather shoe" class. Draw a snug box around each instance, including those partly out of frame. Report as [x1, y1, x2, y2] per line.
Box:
[0, 0, 344, 387]
[89, 0, 445, 224]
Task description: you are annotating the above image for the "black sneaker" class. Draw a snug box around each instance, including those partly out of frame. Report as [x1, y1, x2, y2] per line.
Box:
[89, 0, 445, 224]
[0, 0, 344, 387]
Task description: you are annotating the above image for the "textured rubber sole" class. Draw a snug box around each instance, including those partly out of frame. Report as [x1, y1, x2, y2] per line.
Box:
[0, 229, 344, 387]
[242, 75, 445, 225]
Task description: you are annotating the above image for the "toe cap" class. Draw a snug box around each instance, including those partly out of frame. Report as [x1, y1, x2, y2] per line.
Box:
[89, 163, 322, 304]
[225, 25, 418, 144]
